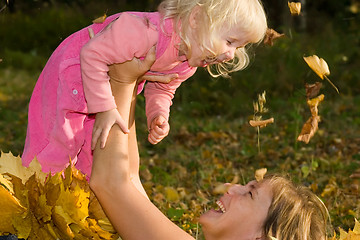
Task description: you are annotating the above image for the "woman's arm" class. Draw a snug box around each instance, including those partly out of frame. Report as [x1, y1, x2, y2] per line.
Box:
[89, 55, 194, 240]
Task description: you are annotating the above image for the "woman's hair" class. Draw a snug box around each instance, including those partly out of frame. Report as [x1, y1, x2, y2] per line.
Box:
[263, 175, 331, 240]
[158, 0, 268, 77]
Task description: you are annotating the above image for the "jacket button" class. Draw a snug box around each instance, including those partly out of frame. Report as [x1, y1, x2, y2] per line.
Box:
[72, 89, 78, 95]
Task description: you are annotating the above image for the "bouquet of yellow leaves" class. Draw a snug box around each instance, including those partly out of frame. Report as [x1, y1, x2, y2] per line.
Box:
[0, 152, 119, 240]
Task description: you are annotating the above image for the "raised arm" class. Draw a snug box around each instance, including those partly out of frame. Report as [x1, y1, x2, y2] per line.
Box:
[89, 52, 194, 240]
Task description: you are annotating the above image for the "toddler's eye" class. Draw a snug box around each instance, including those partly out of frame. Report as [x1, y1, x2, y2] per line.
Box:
[248, 191, 253, 199]
[227, 40, 232, 45]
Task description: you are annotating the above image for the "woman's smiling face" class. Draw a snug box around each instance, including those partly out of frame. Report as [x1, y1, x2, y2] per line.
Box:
[199, 180, 273, 240]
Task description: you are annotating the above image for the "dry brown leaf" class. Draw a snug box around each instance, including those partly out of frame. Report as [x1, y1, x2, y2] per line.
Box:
[263, 28, 285, 46]
[305, 82, 322, 99]
[249, 117, 274, 128]
[297, 116, 321, 144]
[92, 14, 107, 24]
[288, 1, 302, 15]
[255, 168, 267, 182]
[298, 95, 324, 143]
[297, 94, 324, 144]
[307, 94, 324, 116]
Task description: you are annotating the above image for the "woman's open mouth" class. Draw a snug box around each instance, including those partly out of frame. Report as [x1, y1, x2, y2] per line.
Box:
[216, 200, 226, 213]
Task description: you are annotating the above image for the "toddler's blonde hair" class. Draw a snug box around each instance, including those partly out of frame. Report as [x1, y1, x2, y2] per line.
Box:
[264, 175, 331, 240]
[158, 0, 267, 77]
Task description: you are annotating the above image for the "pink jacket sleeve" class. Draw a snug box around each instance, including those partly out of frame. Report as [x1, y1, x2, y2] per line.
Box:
[144, 67, 197, 128]
[80, 13, 158, 113]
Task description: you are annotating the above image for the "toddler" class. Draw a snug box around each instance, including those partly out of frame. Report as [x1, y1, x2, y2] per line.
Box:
[22, 0, 267, 184]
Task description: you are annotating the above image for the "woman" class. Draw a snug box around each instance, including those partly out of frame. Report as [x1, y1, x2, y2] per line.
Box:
[89, 50, 330, 240]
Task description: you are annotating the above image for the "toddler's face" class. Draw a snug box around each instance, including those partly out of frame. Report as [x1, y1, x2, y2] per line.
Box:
[186, 25, 249, 68]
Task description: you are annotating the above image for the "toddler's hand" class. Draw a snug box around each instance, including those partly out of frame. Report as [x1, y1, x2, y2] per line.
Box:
[92, 109, 129, 150]
[148, 115, 170, 145]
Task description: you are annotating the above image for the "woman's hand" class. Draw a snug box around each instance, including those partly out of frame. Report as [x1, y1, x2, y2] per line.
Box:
[108, 46, 178, 84]
[92, 46, 178, 149]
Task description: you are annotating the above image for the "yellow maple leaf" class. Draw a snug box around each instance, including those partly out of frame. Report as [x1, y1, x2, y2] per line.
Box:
[0, 185, 27, 233]
[288, 1, 301, 15]
[0, 152, 47, 184]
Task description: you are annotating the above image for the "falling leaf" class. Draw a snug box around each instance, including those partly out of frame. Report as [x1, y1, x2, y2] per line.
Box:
[263, 28, 285, 46]
[213, 176, 239, 195]
[297, 94, 324, 144]
[255, 168, 267, 182]
[305, 82, 322, 99]
[303, 55, 330, 80]
[288, 2, 301, 15]
[303, 55, 339, 93]
[92, 14, 107, 24]
[249, 117, 274, 128]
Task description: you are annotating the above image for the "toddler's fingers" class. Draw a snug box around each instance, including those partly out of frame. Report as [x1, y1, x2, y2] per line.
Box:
[141, 73, 178, 84]
[99, 126, 112, 149]
[116, 117, 130, 134]
[148, 133, 160, 145]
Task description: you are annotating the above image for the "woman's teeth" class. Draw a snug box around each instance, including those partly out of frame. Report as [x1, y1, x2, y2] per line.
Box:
[216, 200, 226, 213]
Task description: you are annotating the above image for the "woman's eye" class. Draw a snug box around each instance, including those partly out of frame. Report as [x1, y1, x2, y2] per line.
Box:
[227, 40, 232, 45]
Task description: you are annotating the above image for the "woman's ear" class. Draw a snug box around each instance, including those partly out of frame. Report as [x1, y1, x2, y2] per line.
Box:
[189, 5, 202, 29]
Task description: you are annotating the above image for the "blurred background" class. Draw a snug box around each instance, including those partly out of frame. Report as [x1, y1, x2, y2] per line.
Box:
[0, 0, 359, 234]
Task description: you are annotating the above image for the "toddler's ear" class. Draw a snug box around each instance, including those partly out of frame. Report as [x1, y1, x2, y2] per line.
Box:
[189, 5, 202, 29]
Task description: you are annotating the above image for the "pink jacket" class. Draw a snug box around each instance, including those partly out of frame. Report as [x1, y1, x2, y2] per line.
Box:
[81, 12, 196, 126]
[22, 12, 197, 177]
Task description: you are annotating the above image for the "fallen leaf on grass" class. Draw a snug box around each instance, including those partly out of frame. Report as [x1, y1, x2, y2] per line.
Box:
[263, 28, 285, 46]
[288, 2, 301, 15]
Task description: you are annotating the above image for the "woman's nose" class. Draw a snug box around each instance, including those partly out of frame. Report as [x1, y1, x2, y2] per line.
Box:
[227, 184, 247, 195]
